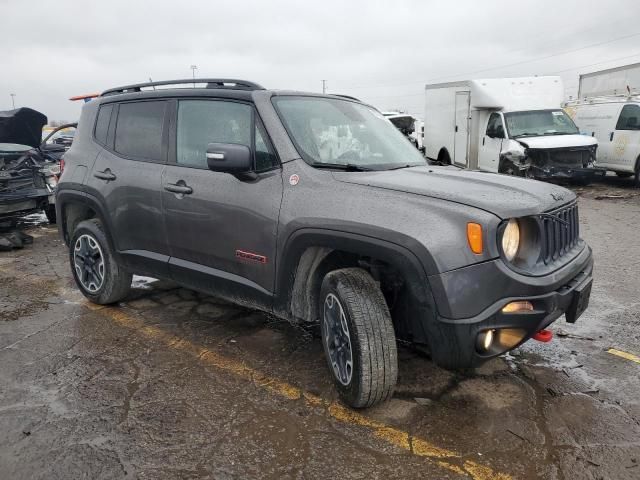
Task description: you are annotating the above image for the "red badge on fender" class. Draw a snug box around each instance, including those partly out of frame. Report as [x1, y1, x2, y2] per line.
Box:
[289, 174, 300, 186]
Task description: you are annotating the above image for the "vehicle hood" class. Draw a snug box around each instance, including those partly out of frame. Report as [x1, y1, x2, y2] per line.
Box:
[0, 108, 48, 148]
[333, 165, 575, 218]
[514, 134, 597, 149]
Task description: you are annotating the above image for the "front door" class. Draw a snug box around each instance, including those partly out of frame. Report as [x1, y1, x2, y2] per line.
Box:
[162, 99, 283, 308]
[609, 104, 640, 172]
[454, 91, 470, 166]
[478, 112, 504, 173]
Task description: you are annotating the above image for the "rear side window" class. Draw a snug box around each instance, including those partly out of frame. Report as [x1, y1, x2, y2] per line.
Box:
[94, 104, 113, 146]
[115, 101, 166, 161]
[177, 100, 252, 168]
[615, 104, 640, 130]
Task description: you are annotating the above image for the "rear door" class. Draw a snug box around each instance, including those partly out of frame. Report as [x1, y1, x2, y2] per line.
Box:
[162, 98, 283, 306]
[454, 91, 470, 166]
[85, 100, 170, 276]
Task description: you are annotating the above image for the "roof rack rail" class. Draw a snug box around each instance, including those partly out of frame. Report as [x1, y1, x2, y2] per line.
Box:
[331, 94, 362, 102]
[101, 78, 265, 96]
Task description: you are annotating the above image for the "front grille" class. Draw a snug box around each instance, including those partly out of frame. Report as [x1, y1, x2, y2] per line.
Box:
[548, 148, 591, 167]
[540, 202, 580, 264]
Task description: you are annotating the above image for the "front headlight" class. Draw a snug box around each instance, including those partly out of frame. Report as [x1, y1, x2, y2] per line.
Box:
[501, 219, 520, 261]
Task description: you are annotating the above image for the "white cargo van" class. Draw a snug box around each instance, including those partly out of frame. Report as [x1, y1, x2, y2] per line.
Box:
[424, 76, 600, 182]
[564, 63, 640, 186]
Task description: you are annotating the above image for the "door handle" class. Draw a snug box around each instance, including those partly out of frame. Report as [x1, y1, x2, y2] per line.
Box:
[482, 137, 486, 146]
[610, 132, 614, 141]
[455, 125, 459, 133]
[164, 182, 193, 195]
[93, 169, 116, 181]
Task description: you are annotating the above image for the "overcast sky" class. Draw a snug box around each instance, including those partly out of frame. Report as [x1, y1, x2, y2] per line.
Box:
[2, 0, 639, 121]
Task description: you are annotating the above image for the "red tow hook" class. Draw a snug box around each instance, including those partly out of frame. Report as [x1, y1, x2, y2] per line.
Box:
[532, 329, 553, 343]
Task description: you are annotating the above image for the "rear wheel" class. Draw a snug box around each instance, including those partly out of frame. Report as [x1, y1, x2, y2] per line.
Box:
[69, 219, 131, 304]
[320, 268, 397, 408]
[634, 160, 640, 188]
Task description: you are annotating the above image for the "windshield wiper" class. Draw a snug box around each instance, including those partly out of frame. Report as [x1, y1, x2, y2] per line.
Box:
[310, 162, 373, 172]
[385, 164, 423, 171]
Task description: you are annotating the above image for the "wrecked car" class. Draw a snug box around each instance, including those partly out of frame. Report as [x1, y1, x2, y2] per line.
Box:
[0, 108, 75, 227]
[424, 76, 604, 183]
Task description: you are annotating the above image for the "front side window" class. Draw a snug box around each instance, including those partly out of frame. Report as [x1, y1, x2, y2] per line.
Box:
[504, 109, 579, 138]
[273, 96, 426, 170]
[177, 100, 252, 168]
[486, 113, 504, 136]
[615, 104, 640, 130]
[114, 101, 166, 161]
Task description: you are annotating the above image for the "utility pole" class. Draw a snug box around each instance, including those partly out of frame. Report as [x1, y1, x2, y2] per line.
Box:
[322, 80, 327, 94]
[10, 93, 16, 109]
[190, 65, 198, 87]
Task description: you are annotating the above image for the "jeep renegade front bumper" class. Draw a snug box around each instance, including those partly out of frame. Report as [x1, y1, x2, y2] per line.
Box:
[426, 246, 594, 369]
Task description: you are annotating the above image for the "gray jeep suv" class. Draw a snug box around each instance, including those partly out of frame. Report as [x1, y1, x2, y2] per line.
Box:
[56, 79, 594, 408]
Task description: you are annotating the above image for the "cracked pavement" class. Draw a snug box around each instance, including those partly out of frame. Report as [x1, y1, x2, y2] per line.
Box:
[1, 176, 639, 479]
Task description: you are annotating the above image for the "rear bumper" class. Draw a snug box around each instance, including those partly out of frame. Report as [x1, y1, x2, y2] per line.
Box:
[426, 246, 593, 369]
[0, 189, 50, 220]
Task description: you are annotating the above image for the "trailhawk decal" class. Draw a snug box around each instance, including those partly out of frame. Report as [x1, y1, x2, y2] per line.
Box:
[235, 250, 268, 264]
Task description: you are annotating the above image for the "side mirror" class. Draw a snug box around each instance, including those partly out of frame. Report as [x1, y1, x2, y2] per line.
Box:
[206, 143, 252, 173]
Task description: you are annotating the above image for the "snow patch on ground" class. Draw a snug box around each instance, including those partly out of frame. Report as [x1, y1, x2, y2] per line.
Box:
[131, 275, 158, 290]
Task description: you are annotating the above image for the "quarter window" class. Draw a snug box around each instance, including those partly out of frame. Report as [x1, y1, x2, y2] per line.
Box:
[114, 101, 166, 161]
[615, 104, 640, 130]
[94, 104, 113, 146]
[255, 123, 278, 171]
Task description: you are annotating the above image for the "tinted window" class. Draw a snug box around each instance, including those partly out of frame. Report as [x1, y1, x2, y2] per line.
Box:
[616, 104, 640, 130]
[255, 123, 278, 171]
[486, 113, 503, 135]
[114, 101, 166, 161]
[94, 104, 113, 146]
[177, 100, 252, 168]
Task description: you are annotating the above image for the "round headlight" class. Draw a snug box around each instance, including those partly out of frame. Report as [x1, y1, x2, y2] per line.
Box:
[502, 219, 520, 261]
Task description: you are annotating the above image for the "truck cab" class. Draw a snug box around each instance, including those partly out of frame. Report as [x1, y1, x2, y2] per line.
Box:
[424, 76, 600, 182]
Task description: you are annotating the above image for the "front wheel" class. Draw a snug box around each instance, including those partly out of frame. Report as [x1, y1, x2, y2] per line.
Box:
[69, 219, 132, 304]
[320, 268, 397, 408]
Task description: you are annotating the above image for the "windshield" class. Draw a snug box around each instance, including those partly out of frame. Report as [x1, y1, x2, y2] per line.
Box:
[504, 109, 579, 138]
[273, 96, 426, 170]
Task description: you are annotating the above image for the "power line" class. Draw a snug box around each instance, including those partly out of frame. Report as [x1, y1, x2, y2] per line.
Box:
[337, 30, 640, 91]
[359, 51, 640, 105]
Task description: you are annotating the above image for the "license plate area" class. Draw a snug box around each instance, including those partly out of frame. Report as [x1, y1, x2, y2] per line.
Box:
[565, 279, 592, 324]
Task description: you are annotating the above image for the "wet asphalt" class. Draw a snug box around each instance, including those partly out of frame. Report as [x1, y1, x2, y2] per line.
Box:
[1, 176, 639, 480]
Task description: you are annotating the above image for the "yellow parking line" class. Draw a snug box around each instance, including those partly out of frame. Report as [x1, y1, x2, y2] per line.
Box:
[607, 348, 640, 364]
[97, 305, 512, 480]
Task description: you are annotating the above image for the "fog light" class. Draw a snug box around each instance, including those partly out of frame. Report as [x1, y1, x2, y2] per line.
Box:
[502, 301, 534, 313]
[476, 329, 495, 352]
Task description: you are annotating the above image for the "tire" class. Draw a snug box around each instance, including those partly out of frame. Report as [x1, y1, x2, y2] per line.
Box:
[44, 205, 57, 224]
[69, 219, 132, 304]
[634, 160, 640, 188]
[320, 268, 397, 408]
[615, 172, 633, 178]
[437, 149, 451, 165]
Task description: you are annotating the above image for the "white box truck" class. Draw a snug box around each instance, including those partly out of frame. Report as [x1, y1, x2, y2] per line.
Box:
[424, 76, 600, 182]
[564, 63, 640, 186]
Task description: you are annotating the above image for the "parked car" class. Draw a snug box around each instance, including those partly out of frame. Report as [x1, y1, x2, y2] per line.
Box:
[0, 108, 74, 227]
[424, 76, 602, 183]
[564, 63, 640, 186]
[57, 78, 594, 408]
